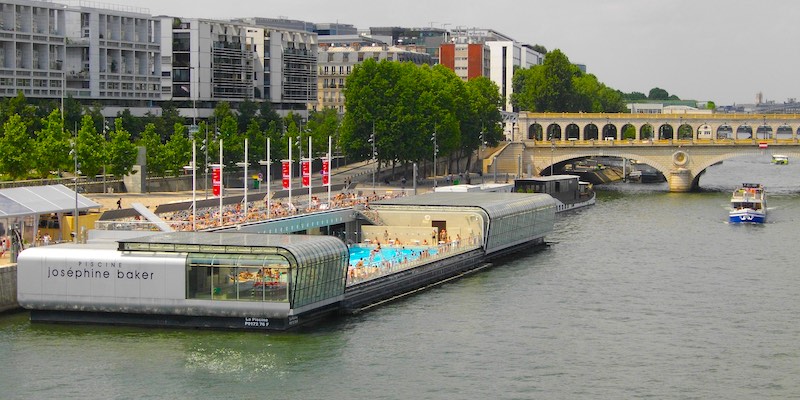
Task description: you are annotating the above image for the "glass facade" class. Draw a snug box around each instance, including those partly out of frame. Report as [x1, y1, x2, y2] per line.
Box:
[187, 253, 290, 302]
[121, 232, 350, 310]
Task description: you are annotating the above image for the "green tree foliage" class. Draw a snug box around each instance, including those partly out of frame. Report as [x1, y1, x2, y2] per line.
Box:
[648, 87, 670, 100]
[0, 114, 34, 179]
[33, 109, 71, 178]
[137, 123, 165, 176]
[623, 91, 647, 101]
[306, 108, 340, 157]
[162, 123, 192, 177]
[512, 49, 625, 113]
[341, 59, 496, 169]
[76, 114, 107, 177]
[106, 118, 138, 177]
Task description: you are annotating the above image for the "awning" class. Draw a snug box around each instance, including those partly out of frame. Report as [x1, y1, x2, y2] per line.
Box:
[0, 184, 101, 219]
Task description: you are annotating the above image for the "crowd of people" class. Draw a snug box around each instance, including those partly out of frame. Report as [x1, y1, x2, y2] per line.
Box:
[104, 189, 407, 231]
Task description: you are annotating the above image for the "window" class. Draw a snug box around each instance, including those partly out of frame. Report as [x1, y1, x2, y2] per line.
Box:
[187, 253, 290, 302]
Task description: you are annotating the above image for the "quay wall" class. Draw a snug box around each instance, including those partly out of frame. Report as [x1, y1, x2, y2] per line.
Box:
[0, 265, 18, 313]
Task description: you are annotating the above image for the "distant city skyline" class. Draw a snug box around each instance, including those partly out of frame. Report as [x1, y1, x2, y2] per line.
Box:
[114, 0, 800, 106]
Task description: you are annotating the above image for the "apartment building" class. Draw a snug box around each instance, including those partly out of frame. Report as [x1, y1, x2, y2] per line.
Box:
[317, 41, 432, 113]
[0, 0, 161, 105]
[238, 17, 317, 117]
[157, 16, 255, 120]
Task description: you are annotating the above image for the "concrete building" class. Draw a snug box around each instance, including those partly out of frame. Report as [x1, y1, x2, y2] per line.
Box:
[155, 17, 255, 121]
[238, 17, 317, 117]
[440, 28, 544, 140]
[316, 43, 432, 113]
[0, 0, 161, 106]
[368, 26, 448, 64]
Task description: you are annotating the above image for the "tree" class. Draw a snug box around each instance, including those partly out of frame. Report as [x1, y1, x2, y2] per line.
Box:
[162, 123, 192, 177]
[0, 114, 34, 179]
[648, 87, 670, 100]
[33, 109, 71, 178]
[76, 114, 107, 178]
[137, 123, 165, 176]
[106, 118, 138, 177]
[306, 108, 340, 157]
[512, 49, 582, 112]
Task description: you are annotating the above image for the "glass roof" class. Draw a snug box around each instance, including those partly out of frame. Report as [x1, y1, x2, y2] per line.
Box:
[0, 184, 101, 218]
[372, 192, 556, 219]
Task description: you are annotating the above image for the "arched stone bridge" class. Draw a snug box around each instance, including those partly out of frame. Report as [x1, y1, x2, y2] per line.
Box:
[486, 113, 800, 192]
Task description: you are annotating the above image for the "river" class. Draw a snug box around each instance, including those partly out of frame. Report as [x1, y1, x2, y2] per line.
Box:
[1, 154, 799, 399]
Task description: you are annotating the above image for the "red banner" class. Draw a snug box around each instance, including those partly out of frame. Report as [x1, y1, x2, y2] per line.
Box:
[281, 161, 290, 189]
[302, 159, 310, 187]
[212, 166, 221, 196]
[321, 158, 329, 185]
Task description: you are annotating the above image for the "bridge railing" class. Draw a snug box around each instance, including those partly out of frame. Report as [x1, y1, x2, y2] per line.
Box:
[524, 138, 800, 147]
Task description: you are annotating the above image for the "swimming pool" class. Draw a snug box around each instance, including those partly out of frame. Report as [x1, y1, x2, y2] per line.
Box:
[348, 245, 437, 267]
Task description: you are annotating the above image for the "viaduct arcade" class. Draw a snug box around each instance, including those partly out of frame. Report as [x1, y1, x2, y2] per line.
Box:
[485, 113, 800, 192]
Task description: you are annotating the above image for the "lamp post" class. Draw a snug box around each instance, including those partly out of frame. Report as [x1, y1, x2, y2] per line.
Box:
[183, 141, 197, 231]
[432, 127, 438, 187]
[370, 121, 376, 188]
[235, 138, 249, 225]
[70, 131, 79, 243]
[550, 139, 555, 176]
[259, 138, 271, 219]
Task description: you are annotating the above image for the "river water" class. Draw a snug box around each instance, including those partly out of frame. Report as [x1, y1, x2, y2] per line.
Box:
[1, 154, 799, 399]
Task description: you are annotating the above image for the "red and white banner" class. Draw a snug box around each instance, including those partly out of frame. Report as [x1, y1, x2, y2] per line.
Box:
[212, 166, 221, 196]
[301, 159, 311, 187]
[281, 160, 290, 189]
[321, 158, 330, 185]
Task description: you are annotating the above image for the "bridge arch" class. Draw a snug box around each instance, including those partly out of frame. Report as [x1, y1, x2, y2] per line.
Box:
[602, 124, 617, 140]
[584, 123, 599, 140]
[565, 123, 580, 140]
[735, 125, 752, 139]
[546, 124, 562, 140]
[756, 124, 773, 140]
[658, 124, 673, 140]
[528, 123, 543, 140]
[640, 124, 654, 140]
[678, 124, 694, 140]
[716, 124, 733, 139]
[777, 124, 793, 139]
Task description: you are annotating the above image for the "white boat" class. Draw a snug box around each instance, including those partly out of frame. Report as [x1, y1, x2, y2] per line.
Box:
[729, 183, 766, 224]
[771, 155, 789, 165]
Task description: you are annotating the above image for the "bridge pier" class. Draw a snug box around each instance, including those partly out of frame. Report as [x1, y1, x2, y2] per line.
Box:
[668, 168, 693, 192]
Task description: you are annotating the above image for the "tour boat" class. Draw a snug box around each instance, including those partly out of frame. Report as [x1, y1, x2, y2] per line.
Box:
[729, 183, 766, 224]
[771, 154, 789, 165]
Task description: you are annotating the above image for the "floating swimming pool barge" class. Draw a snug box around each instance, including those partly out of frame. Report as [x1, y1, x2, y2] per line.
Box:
[17, 192, 555, 331]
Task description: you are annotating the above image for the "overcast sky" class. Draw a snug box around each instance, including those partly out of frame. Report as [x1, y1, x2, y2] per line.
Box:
[121, 0, 799, 106]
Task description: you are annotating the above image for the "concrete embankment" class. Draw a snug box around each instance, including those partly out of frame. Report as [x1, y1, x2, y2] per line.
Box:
[0, 265, 18, 313]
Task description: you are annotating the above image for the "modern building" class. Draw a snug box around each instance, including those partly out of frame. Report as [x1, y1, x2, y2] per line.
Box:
[0, 0, 161, 106]
[316, 43, 432, 113]
[238, 17, 317, 117]
[368, 26, 448, 63]
[155, 17, 256, 120]
[440, 28, 544, 140]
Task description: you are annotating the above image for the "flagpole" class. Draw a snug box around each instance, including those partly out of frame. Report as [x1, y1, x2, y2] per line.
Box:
[266, 138, 271, 219]
[288, 136, 292, 208]
[192, 139, 196, 231]
[327, 135, 332, 206]
[219, 138, 223, 227]
[308, 136, 312, 209]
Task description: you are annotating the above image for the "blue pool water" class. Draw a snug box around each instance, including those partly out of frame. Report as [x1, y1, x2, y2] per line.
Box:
[348, 245, 437, 266]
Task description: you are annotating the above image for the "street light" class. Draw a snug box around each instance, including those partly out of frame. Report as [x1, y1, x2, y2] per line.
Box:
[550, 139, 555, 176]
[183, 141, 197, 231]
[69, 134, 79, 243]
[259, 138, 271, 219]
[432, 127, 438, 187]
[369, 121, 376, 188]
[235, 138, 249, 225]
